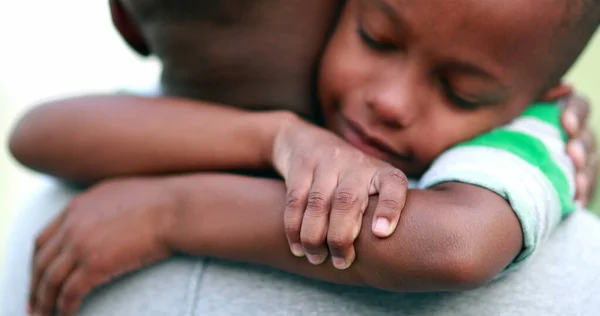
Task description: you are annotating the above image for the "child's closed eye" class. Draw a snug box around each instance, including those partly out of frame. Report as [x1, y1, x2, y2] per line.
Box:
[357, 23, 397, 52]
[439, 77, 482, 110]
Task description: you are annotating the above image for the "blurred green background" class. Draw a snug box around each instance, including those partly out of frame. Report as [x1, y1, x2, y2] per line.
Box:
[0, 1, 598, 282]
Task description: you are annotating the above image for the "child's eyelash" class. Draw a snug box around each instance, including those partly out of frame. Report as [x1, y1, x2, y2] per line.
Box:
[357, 24, 396, 51]
[439, 78, 480, 109]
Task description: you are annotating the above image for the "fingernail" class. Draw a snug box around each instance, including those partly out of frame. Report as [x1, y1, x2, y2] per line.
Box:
[565, 111, 579, 131]
[373, 217, 391, 236]
[332, 257, 350, 270]
[307, 254, 326, 265]
[290, 244, 305, 257]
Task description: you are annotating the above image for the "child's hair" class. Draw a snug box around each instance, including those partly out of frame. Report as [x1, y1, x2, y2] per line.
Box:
[121, 0, 264, 26]
[114, 0, 598, 89]
[115, 0, 281, 64]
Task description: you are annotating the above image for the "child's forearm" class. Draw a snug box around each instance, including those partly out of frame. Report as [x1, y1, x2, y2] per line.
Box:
[9, 95, 293, 184]
[163, 173, 522, 292]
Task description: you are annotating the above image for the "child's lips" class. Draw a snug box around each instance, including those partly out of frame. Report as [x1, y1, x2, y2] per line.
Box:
[339, 117, 413, 163]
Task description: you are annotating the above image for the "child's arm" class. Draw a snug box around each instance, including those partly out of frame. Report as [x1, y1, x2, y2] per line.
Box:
[27, 103, 575, 312]
[261, 101, 576, 273]
[8, 94, 292, 184]
[419, 102, 576, 270]
[29, 173, 522, 315]
[164, 174, 522, 290]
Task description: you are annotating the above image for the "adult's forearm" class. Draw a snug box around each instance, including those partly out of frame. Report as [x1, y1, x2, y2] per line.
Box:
[8, 95, 292, 184]
[163, 173, 522, 292]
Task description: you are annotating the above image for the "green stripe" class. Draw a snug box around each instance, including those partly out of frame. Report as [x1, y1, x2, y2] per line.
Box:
[457, 129, 575, 217]
[521, 102, 568, 141]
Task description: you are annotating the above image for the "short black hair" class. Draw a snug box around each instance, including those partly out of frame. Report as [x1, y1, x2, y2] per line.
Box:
[122, 0, 263, 26]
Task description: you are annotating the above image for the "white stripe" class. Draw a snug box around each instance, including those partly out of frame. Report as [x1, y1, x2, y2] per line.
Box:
[504, 117, 575, 197]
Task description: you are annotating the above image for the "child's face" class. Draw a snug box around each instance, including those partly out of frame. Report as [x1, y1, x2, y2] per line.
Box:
[319, 0, 566, 177]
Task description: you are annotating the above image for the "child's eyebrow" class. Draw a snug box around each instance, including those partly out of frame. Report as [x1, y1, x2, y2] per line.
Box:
[371, 0, 412, 34]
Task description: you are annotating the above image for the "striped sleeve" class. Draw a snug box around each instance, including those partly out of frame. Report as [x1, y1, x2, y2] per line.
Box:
[418, 102, 575, 271]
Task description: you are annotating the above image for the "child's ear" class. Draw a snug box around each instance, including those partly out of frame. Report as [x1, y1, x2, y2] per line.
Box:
[538, 83, 573, 102]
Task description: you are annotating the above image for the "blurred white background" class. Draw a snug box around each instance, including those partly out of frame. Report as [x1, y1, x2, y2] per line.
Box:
[0, 0, 160, 279]
[0, 1, 598, 285]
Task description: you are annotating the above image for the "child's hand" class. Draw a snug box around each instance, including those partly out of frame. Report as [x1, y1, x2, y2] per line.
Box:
[28, 178, 176, 316]
[272, 118, 408, 270]
[560, 93, 598, 206]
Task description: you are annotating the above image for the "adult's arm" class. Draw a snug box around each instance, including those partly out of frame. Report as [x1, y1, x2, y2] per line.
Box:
[8, 95, 291, 184]
[163, 173, 522, 292]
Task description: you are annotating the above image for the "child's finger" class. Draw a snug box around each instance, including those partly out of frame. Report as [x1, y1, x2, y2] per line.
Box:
[580, 129, 597, 159]
[33, 212, 65, 255]
[30, 232, 64, 313]
[561, 94, 589, 137]
[283, 167, 313, 257]
[371, 168, 408, 238]
[57, 269, 96, 316]
[567, 139, 586, 169]
[300, 170, 338, 265]
[35, 253, 76, 315]
[575, 172, 590, 206]
[326, 173, 370, 270]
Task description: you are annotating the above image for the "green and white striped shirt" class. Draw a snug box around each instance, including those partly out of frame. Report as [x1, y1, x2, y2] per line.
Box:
[418, 102, 575, 270]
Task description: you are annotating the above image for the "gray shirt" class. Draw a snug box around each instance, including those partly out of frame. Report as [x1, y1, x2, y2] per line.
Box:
[2, 180, 599, 315]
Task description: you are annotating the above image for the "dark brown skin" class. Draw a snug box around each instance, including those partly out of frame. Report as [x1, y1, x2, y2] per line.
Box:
[118, 0, 343, 119]
[11, 0, 598, 315]
[320, 0, 579, 176]
[29, 173, 521, 316]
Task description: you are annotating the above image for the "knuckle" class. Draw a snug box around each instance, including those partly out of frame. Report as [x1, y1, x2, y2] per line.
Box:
[42, 271, 60, 288]
[379, 199, 401, 212]
[301, 231, 326, 249]
[283, 223, 301, 239]
[332, 190, 358, 211]
[383, 169, 408, 187]
[70, 243, 101, 273]
[327, 234, 352, 252]
[69, 235, 87, 258]
[306, 192, 329, 211]
[285, 190, 305, 211]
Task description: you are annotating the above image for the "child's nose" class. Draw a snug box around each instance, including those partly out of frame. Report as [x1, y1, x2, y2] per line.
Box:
[366, 82, 422, 129]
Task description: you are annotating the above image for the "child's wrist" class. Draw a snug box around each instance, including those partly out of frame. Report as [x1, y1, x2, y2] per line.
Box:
[255, 110, 301, 170]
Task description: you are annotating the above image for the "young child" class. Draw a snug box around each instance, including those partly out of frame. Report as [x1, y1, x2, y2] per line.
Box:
[9, 0, 599, 314]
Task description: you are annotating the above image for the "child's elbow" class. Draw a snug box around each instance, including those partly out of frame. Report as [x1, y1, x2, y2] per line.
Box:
[364, 208, 513, 292]
[379, 240, 496, 292]
[433, 243, 499, 290]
